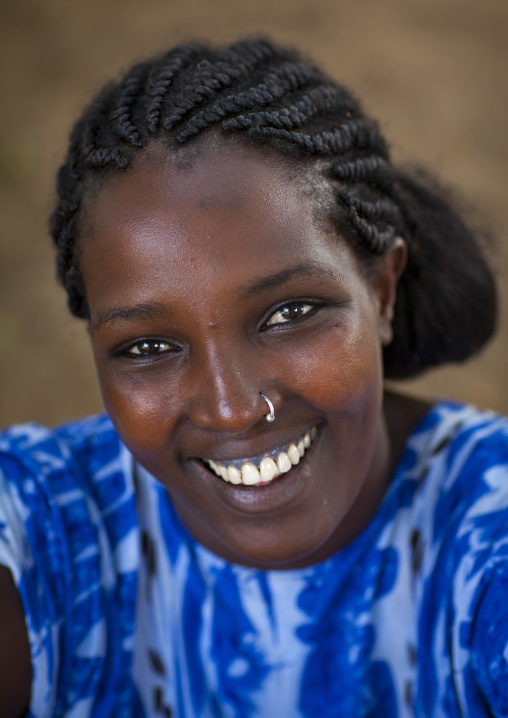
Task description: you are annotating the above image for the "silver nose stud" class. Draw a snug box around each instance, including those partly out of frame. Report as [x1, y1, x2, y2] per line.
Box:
[260, 393, 275, 422]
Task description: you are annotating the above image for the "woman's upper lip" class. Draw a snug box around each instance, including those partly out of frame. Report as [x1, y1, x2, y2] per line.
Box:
[187, 425, 319, 462]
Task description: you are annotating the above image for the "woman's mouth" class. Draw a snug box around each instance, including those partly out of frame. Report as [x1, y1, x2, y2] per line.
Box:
[201, 426, 318, 487]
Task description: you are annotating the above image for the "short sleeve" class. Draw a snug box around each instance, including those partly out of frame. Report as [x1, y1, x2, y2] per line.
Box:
[0, 420, 140, 718]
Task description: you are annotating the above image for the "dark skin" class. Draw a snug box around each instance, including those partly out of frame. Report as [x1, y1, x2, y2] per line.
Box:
[0, 138, 430, 711]
[82, 138, 428, 569]
[0, 566, 32, 716]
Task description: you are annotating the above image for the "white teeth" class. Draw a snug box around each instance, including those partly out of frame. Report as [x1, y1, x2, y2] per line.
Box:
[203, 425, 318, 485]
[242, 463, 261, 485]
[259, 457, 279, 483]
[218, 464, 229, 481]
[287, 444, 300, 465]
[227, 465, 242, 484]
[277, 452, 292, 473]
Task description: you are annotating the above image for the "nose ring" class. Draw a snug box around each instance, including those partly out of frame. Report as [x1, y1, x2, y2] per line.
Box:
[260, 393, 275, 422]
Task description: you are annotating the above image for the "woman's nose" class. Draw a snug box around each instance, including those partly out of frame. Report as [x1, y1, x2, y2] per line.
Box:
[184, 346, 269, 432]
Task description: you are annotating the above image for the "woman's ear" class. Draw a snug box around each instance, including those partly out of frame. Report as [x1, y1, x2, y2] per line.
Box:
[374, 237, 407, 346]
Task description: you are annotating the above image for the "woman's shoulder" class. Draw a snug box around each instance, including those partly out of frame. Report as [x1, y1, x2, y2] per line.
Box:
[383, 395, 508, 574]
[0, 411, 138, 570]
[0, 413, 133, 506]
[406, 398, 508, 478]
[386, 390, 508, 465]
[397, 398, 508, 523]
[0, 411, 139, 604]
[384, 392, 508, 533]
[393, 398, 508, 604]
[0, 412, 118, 470]
[0, 410, 138, 561]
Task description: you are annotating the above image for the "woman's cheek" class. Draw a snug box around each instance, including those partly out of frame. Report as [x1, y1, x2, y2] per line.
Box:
[282, 324, 383, 410]
[100, 373, 174, 448]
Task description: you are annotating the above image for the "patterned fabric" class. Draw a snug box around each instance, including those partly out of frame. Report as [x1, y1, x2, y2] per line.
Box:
[1, 402, 508, 717]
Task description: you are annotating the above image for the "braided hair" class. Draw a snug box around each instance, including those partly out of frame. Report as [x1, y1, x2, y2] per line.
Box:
[50, 37, 497, 379]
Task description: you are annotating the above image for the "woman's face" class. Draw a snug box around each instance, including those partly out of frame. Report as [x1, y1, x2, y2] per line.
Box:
[80, 139, 403, 570]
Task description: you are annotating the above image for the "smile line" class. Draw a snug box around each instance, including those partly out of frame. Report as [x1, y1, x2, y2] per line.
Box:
[202, 426, 318, 486]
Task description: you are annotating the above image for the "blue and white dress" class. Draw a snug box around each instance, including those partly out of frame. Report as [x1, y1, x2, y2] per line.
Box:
[1, 401, 508, 717]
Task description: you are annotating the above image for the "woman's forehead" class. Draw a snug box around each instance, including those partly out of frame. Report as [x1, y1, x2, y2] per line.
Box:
[78, 139, 363, 317]
[81, 139, 327, 251]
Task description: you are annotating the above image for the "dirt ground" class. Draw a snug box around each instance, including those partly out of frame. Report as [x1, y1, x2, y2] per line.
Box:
[0, 0, 507, 427]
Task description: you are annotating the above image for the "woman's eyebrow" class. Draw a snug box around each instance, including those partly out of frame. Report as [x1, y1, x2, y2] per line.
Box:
[91, 301, 171, 332]
[91, 264, 339, 331]
[239, 262, 340, 298]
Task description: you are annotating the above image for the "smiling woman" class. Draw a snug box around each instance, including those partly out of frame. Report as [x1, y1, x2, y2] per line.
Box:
[82, 139, 401, 570]
[0, 38, 507, 718]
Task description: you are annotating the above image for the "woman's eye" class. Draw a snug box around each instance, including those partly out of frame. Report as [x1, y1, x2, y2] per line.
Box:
[125, 340, 174, 357]
[264, 302, 317, 327]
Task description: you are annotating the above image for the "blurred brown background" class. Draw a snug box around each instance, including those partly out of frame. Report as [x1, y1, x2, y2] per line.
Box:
[0, 0, 507, 428]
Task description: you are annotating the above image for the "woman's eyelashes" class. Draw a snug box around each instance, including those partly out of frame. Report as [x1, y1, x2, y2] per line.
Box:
[116, 338, 179, 359]
[262, 301, 323, 328]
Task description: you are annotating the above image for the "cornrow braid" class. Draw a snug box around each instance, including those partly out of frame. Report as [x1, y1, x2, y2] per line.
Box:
[161, 41, 286, 135]
[50, 37, 497, 378]
[330, 155, 393, 185]
[111, 62, 153, 147]
[80, 87, 132, 171]
[173, 61, 326, 143]
[221, 87, 336, 131]
[243, 121, 383, 157]
[145, 45, 203, 135]
[333, 192, 402, 255]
